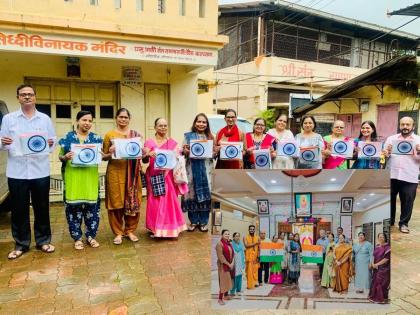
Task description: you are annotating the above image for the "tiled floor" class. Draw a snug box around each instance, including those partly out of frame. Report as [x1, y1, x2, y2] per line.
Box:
[0, 199, 211, 315]
[0, 191, 419, 314]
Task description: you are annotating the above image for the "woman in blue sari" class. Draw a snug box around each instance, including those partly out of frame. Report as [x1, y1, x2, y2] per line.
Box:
[288, 233, 302, 284]
[353, 232, 373, 293]
[182, 113, 214, 232]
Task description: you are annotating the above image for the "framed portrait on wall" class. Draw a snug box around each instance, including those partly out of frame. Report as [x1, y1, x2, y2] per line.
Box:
[294, 192, 312, 217]
[341, 197, 353, 213]
[257, 199, 270, 215]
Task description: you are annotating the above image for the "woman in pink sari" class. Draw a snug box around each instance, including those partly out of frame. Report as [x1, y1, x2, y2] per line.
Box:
[323, 120, 351, 169]
[144, 118, 188, 238]
[244, 118, 276, 169]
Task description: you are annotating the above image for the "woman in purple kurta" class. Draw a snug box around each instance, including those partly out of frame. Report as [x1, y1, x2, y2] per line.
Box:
[368, 233, 390, 303]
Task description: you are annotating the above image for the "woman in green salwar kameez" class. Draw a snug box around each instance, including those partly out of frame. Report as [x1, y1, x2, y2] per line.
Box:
[321, 233, 336, 288]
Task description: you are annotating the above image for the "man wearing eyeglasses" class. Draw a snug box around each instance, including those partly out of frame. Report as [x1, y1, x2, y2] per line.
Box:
[0, 84, 56, 259]
[323, 120, 351, 169]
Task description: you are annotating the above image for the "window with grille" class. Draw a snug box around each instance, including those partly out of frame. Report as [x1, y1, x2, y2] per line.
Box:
[158, 0, 165, 14]
[56, 105, 71, 119]
[36, 104, 51, 117]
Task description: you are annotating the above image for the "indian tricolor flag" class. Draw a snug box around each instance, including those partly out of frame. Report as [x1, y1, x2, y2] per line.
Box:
[259, 242, 284, 263]
[301, 244, 323, 264]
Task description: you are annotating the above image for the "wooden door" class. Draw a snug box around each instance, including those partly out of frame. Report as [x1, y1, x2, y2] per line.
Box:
[27, 79, 118, 176]
[336, 114, 362, 138]
[145, 84, 169, 139]
[377, 104, 399, 141]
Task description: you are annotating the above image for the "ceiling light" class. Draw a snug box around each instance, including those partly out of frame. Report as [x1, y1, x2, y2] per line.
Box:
[270, 180, 277, 184]
[369, 193, 375, 196]
[362, 198, 367, 201]
[252, 200, 257, 204]
[330, 178, 336, 182]
[356, 202, 360, 205]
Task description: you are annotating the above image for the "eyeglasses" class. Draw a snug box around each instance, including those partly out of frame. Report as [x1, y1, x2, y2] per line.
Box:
[18, 93, 35, 98]
[225, 116, 236, 119]
[334, 126, 345, 129]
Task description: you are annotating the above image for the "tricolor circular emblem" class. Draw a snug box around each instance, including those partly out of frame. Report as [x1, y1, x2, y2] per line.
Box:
[27, 135, 47, 153]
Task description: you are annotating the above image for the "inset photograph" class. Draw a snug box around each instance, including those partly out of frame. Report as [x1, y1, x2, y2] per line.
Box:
[211, 170, 390, 311]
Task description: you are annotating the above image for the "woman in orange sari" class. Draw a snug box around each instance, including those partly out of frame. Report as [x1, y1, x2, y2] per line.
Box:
[333, 234, 353, 293]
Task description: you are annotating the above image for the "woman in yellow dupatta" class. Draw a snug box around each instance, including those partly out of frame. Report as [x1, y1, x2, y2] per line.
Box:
[333, 234, 353, 293]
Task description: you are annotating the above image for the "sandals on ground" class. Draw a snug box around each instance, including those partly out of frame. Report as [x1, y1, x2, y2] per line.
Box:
[199, 225, 208, 232]
[187, 224, 197, 232]
[126, 233, 139, 242]
[7, 250, 24, 260]
[37, 244, 55, 254]
[87, 237, 100, 248]
[74, 240, 84, 250]
[113, 235, 123, 245]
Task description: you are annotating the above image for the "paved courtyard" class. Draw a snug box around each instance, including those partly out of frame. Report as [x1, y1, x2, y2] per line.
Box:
[0, 199, 210, 315]
[0, 191, 419, 314]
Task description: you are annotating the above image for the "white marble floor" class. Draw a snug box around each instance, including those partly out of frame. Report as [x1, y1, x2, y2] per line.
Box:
[211, 266, 388, 310]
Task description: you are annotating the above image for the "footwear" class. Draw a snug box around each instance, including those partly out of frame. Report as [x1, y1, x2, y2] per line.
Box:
[87, 237, 100, 248]
[399, 225, 410, 233]
[199, 224, 208, 232]
[113, 235, 123, 245]
[187, 224, 197, 232]
[7, 249, 24, 260]
[74, 240, 84, 250]
[356, 290, 364, 293]
[126, 233, 139, 242]
[217, 299, 225, 305]
[37, 244, 55, 254]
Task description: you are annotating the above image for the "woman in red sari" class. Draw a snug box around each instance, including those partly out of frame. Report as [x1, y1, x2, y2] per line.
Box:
[368, 233, 390, 303]
[215, 229, 234, 305]
[215, 109, 245, 169]
[244, 118, 276, 169]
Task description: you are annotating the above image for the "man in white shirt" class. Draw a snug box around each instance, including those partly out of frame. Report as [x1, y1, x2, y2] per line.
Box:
[258, 230, 270, 285]
[0, 84, 56, 259]
[384, 116, 420, 234]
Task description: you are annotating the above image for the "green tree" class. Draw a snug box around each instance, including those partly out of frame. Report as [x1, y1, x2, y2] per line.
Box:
[257, 108, 277, 130]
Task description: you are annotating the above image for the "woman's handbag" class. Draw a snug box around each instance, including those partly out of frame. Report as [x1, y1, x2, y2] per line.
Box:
[173, 155, 188, 184]
[150, 173, 166, 197]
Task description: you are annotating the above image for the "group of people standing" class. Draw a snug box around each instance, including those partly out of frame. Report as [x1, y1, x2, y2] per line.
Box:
[0, 84, 216, 259]
[317, 229, 390, 304]
[215, 226, 306, 305]
[216, 226, 390, 305]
